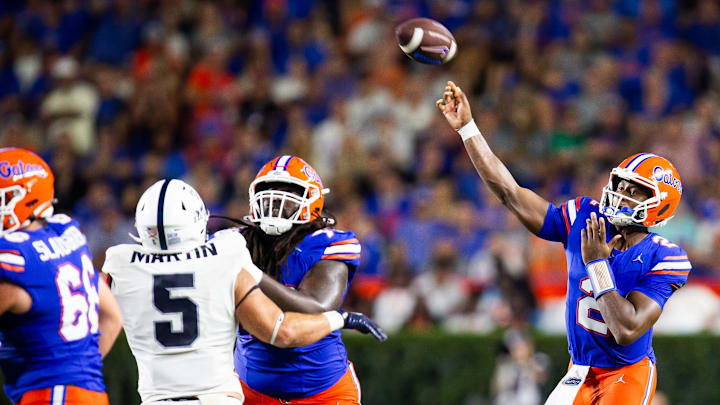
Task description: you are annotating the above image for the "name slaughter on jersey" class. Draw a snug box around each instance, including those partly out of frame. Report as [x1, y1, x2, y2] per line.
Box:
[130, 243, 218, 263]
[31, 225, 87, 261]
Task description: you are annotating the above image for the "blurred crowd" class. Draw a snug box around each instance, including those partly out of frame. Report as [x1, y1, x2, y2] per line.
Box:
[2, 0, 720, 335]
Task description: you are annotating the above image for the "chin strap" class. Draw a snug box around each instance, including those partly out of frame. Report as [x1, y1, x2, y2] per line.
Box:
[260, 219, 292, 235]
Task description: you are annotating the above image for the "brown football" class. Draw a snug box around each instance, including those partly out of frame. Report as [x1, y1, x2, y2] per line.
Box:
[395, 17, 457, 65]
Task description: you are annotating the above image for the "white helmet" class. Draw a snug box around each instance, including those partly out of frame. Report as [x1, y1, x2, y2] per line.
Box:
[133, 179, 209, 252]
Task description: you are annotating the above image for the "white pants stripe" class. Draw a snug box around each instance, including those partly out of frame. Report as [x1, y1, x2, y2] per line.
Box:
[349, 362, 362, 403]
[51, 385, 66, 405]
[641, 359, 655, 405]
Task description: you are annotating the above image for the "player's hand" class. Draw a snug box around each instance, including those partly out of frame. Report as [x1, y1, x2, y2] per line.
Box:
[436, 81, 473, 130]
[581, 212, 622, 264]
[338, 309, 388, 342]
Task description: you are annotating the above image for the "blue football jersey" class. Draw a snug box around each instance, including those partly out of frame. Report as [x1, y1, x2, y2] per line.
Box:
[537, 197, 690, 368]
[234, 228, 360, 398]
[0, 215, 105, 402]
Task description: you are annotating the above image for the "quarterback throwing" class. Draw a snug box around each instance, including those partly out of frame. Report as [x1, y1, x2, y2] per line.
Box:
[438, 81, 690, 405]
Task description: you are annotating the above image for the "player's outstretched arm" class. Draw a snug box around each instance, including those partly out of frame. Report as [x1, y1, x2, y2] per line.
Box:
[259, 260, 348, 313]
[97, 279, 123, 358]
[235, 268, 386, 347]
[437, 81, 550, 234]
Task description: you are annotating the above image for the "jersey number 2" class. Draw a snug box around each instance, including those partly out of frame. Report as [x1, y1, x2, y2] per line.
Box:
[56, 254, 100, 341]
[577, 278, 609, 336]
[153, 274, 199, 347]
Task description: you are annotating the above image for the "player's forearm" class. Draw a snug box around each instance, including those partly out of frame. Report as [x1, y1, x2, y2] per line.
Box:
[464, 135, 522, 205]
[461, 123, 547, 234]
[98, 314, 123, 358]
[597, 292, 646, 345]
[260, 275, 332, 313]
[272, 312, 336, 348]
[97, 280, 123, 358]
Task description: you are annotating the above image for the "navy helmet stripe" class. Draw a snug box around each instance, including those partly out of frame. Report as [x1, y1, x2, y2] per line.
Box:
[157, 179, 171, 250]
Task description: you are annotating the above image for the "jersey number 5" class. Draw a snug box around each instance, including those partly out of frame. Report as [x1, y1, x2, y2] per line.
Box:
[153, 274, 199, 347]
[56, 254, 100, 341]
[577, 277, 609, 336]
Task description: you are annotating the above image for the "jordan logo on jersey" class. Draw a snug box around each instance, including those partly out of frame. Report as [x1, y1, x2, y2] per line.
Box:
[633, 254, 643, 264]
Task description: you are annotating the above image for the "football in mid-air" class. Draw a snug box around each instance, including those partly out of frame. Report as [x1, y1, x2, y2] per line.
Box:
[395, 17, 457, 65]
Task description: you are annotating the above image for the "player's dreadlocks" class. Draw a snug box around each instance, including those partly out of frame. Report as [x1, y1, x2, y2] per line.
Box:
[210, 214, 335, 281]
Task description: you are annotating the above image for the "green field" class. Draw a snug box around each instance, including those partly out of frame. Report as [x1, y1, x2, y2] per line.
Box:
[2, 332, 718, 404]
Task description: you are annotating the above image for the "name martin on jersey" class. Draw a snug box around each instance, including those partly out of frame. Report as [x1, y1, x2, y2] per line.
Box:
[129, 243, 219, 264]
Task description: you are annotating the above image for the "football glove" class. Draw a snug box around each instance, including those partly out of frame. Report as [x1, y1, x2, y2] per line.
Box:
[338, 309, 388, 342]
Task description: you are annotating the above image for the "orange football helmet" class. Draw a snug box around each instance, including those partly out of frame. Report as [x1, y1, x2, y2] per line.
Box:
[0, 148, 55, 236]
[248, 155, 329, 235]
[599, 153, 682, 227]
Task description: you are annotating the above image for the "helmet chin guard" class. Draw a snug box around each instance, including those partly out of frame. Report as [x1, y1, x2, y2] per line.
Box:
[259, 218, 293, 236]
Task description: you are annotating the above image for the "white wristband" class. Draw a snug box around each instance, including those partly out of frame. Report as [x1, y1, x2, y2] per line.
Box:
[586, 259, 617, 299]
[457, 119, 481, 141]
[243, 264, 263, 283]
[323, 311, 345, 331]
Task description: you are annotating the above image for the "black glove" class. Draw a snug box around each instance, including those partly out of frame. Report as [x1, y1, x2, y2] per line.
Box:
[338, 309, 388, 342]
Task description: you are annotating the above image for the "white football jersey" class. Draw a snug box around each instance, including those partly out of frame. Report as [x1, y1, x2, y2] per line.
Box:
[103, 229, 258, 404]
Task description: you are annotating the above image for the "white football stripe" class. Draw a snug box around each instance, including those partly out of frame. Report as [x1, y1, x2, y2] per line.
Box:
[323, 244, 361, 255]
[568, 199, 577, 225]
[651, 261, 691, 271]
[399, 27, 424, 54]
[275, 155, 292, 169]
[627, 153, 657, 171]
[444, 40, 457, 62]
[0, 253, 24, 266]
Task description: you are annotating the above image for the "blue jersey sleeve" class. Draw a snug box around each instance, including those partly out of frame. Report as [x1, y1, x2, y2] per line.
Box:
[313, 229, 361, 269]
[536, 197, 591, 244]
[632, 237, 691, 309]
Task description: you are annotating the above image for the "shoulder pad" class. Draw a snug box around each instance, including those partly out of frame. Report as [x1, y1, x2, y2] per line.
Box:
[2, 231, 31, 244]
[46, 214, 73, 225]
[649, 235, 686, 255]
[647, 235, 690, 274]
[211, 228, 247, 245]
[102, 244, 140, 274]
[306, 229, 358, 245]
